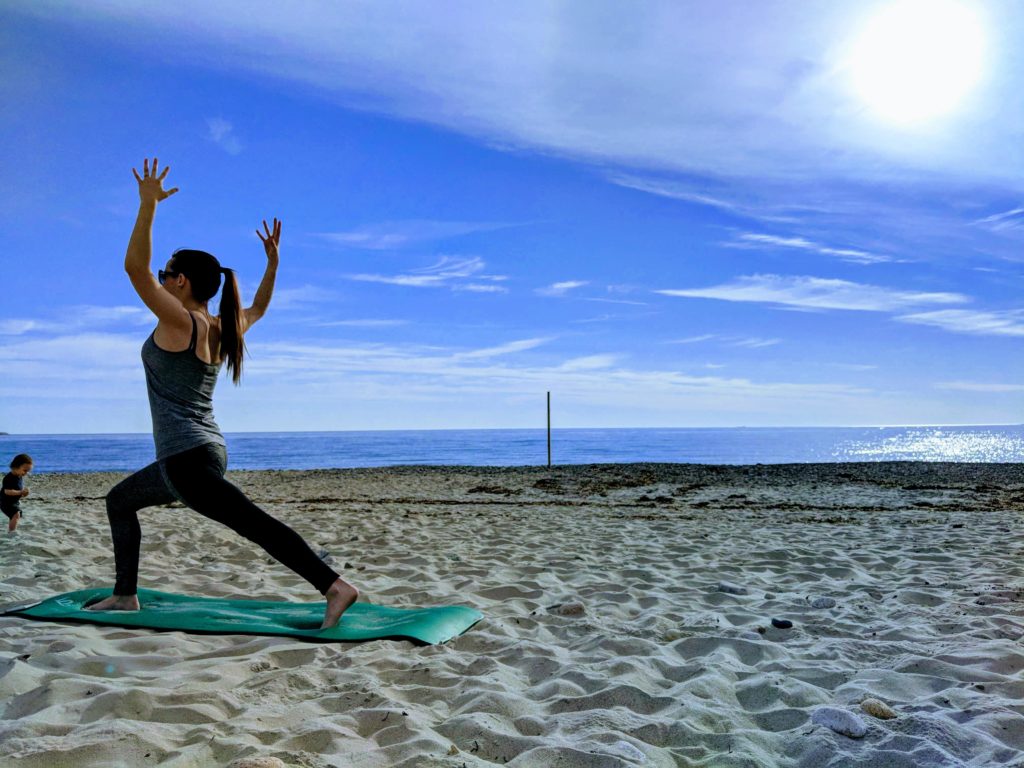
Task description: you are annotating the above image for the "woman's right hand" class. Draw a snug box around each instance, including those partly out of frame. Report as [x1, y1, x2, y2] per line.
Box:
[132, 157, 179, 205]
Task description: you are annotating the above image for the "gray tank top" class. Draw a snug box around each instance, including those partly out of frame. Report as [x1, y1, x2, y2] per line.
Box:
[142, 312, 226, 460]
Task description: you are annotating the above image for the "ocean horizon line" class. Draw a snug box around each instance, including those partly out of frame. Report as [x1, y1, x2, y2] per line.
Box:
[4, 422, 1024, 437]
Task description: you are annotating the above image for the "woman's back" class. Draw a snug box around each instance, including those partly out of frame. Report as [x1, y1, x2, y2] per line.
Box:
[143, 312, 225, 461]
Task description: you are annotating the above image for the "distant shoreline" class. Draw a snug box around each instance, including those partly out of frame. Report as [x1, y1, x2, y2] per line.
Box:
[32, 460, 1024, 484]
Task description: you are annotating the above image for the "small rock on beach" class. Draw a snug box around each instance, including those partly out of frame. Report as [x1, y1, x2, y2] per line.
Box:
[548, 602, 586, 616]
[810, 597, 837, 609]
[861, 698, 898, 719]
[811, 707, 868, 738]
[229, 758, 285, 768]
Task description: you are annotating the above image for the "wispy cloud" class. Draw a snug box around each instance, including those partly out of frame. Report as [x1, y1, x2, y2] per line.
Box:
[671, 335, 717, 344]
[609, 174, 1018, 268]
[0, 328, 893, 428]
[558, 354, 618, 371]
[317, 319, 409, 328]
[731, 336, 782, 349]
[269, 285, 337, 310]
[935, 381, 1024, 393]
[830, 363, 878, 371]
[608, 175, 803, 225]
[657, 275, 967, 312]
[581, 298, 649, 306]
[346, 256, 507, 292]
[228, 341, 875, 407]
[571, 311, 656, 324]
[458, 283, 508, 293]
[206, 117, 242, 155]
[0, 305, 152, 335]
[668, 334, 780, 349]
[536, 280, 589, 297]
[18, 2, 1022, 187]
[313, 220, 514, 250]
[0, 333, 142, 381]
[453, 338, 550, 360]
[0, 320, 39, 335]
[973, 206, 1024, 233]
[896, 309, 1024, 337]
[730, 233, 892, 265]
[610, 175, 745, 215]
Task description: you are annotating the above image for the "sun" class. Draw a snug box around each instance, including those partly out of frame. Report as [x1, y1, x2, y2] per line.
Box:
[846, 0, 986, 124]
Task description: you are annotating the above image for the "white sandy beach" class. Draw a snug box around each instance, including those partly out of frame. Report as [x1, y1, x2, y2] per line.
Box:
[1, 462, 1023, 767]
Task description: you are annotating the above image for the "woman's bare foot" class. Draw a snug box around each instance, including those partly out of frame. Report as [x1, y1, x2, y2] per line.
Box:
[86, 594, 141, 612]
[321, 578, 359, 629]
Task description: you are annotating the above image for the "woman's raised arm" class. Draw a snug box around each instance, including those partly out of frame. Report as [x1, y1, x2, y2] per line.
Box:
[125, 157, 188, 327]
[245, 217, 281, 331]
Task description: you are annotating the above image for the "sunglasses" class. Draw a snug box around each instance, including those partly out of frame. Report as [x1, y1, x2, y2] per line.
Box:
[158, 269, 180, 284]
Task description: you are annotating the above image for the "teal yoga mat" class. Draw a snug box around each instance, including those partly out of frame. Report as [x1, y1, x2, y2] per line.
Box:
[3, 588, 483, 645]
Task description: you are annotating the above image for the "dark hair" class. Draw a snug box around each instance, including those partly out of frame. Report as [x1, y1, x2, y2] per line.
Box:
[169, 248, 246, 384]
[10, 453, 32, 469]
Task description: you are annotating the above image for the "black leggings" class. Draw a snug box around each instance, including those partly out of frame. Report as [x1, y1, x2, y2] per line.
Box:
[105, 443, 339, 596]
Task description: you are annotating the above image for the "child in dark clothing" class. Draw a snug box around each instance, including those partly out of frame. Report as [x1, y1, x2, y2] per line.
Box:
[3, 453, 33, 534]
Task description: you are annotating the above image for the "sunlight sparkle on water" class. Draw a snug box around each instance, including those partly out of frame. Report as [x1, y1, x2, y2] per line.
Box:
[839, 429, 1024, 462]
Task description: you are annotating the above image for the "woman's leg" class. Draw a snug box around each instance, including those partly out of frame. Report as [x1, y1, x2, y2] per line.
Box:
[89, 461, 177, 610]
[162, 444, 356, 625]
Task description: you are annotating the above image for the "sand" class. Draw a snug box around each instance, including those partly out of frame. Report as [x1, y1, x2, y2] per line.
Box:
[1, 462, 1023, 767]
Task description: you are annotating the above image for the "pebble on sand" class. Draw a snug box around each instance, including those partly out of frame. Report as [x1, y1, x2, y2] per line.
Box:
[810, 597, 837, 609]
[771, 618, 793, 629]
[229, 758, 286, 768]
[718, 581, 748, 595]
[860, 698, 898, 719]
[811, 707, 868, 738]
[548, 602, 586, 616]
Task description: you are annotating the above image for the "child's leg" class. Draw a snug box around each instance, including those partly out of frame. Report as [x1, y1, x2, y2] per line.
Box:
[7, 512, 18, 533]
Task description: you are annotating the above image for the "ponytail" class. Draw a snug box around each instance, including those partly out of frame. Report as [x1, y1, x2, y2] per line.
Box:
[218, 267, 246, 384]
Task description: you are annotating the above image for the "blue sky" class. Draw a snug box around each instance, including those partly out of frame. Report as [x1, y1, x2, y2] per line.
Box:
[2, 0, 1024, 433]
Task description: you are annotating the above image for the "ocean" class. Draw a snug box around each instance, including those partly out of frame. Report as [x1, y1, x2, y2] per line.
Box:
[1, 425, 1023, 473]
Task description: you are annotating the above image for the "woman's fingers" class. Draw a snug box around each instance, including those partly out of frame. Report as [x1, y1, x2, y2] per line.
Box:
[165, 187, 179, 197]
[143, 158, 149, 177]
[159, 166, 171, 181]
[255, 218, 282, 247]
[133, 167, 142, 183]
[152, 157, 159, 178]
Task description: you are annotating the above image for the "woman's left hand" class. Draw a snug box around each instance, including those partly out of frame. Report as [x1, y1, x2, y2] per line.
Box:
[256, 217, 281, 264]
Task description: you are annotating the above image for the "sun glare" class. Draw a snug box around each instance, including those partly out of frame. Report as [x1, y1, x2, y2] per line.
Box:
[847, 0, 986, 125]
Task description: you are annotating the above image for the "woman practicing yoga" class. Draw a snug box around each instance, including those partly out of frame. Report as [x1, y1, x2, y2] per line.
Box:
[88, 157, 358, 629]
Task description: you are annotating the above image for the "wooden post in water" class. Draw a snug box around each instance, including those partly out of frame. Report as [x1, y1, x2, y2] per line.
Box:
[547, 391, 552, 467]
